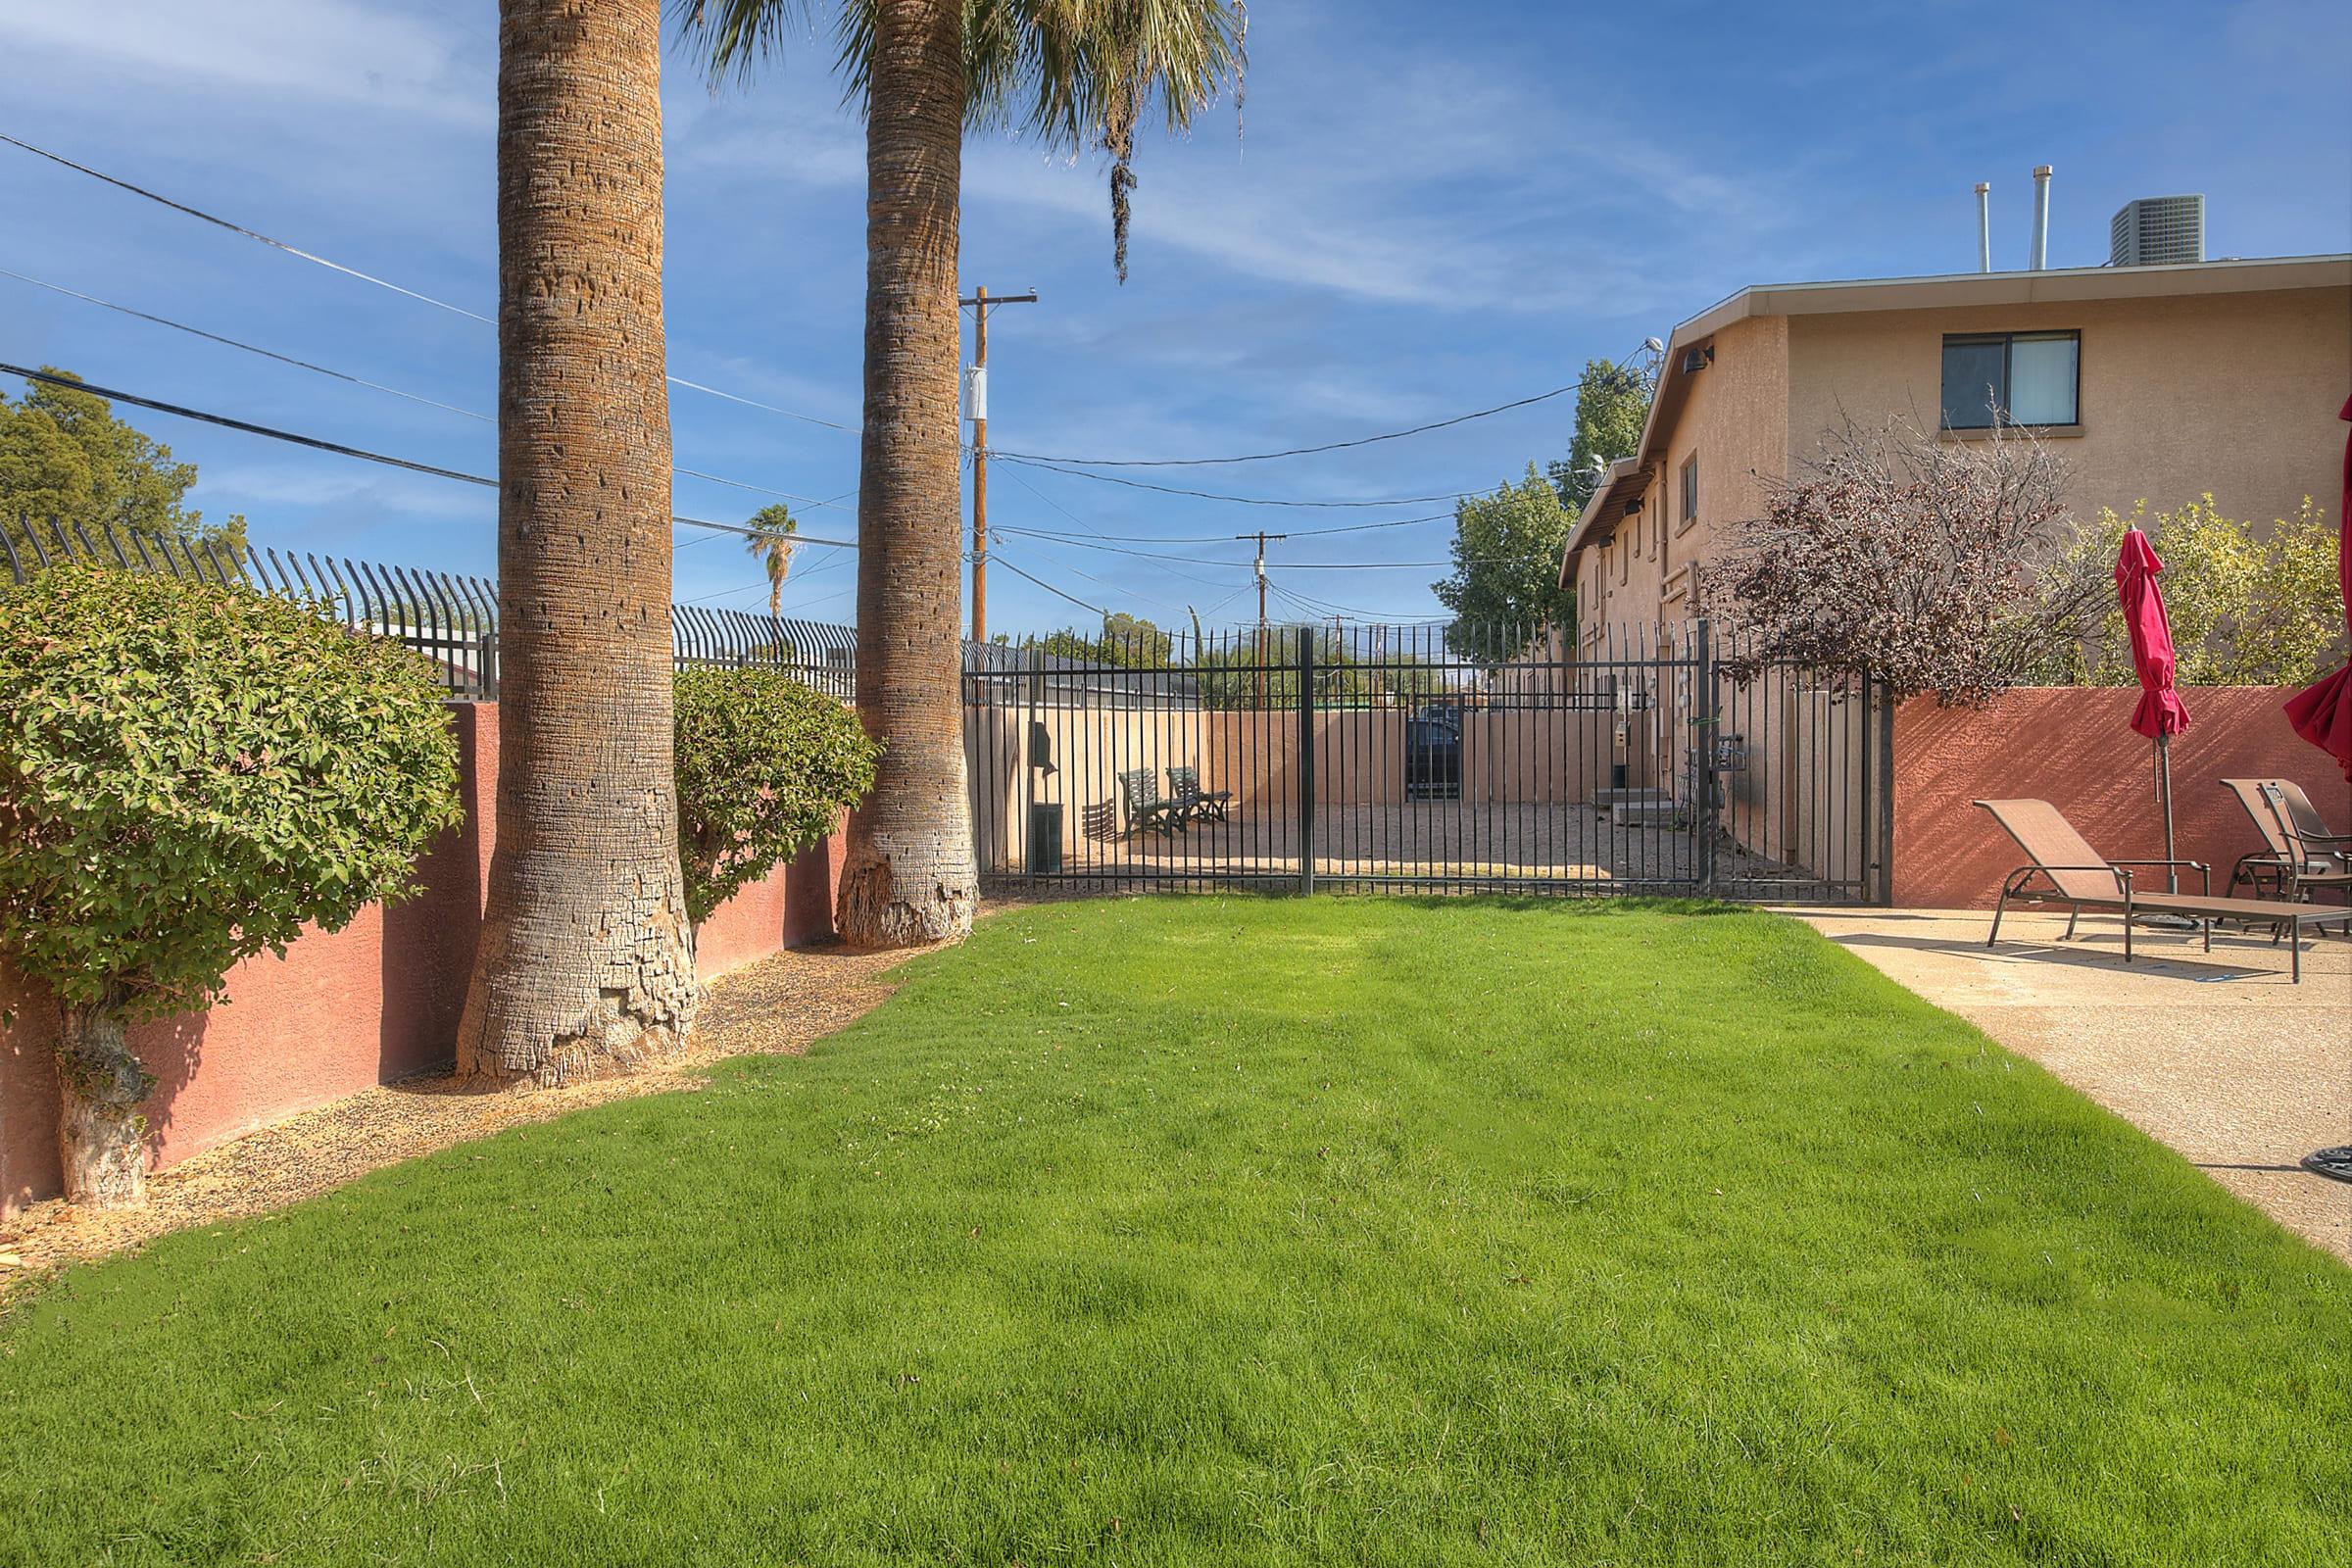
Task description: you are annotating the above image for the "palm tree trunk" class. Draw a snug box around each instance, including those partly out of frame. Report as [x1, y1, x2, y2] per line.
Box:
[836, 0, 979, 949]
[458, 0, 697, 1084]
[56, 989, 151, 1208]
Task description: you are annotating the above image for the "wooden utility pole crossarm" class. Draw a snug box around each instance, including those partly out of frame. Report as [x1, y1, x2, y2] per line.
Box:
[959, 286, 1037, 644]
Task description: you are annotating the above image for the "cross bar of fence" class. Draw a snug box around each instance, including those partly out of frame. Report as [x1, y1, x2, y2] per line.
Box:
[3, 514, 866, 703]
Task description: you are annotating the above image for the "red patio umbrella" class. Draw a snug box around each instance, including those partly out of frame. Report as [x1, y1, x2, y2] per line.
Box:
[2280, 395, 2352, 780]
[2116, 526, 2190, 884]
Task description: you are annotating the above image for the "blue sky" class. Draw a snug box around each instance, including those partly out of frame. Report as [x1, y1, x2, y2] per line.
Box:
[3, 0, 2346, 633]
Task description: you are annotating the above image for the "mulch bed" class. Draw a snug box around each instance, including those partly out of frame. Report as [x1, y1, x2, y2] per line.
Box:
[0, 940, 913, 1301]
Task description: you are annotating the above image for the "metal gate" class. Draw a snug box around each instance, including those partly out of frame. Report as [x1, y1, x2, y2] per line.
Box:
[963, 621, 1887, 904]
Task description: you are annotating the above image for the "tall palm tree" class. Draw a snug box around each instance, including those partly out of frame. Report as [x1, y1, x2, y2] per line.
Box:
[680, 0, 1247, 947]
[458, 0, 698, 1084]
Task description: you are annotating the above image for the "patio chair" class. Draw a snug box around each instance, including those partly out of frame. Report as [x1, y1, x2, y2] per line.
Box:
[1973, 798, 2339, 983]
[2220, 778, 2352, 912]
[1167, 765, 1233, 825]
[1117, 768, 1183, 838]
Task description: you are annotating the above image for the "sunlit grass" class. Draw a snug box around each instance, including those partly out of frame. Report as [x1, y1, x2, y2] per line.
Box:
[2, 898, 2343, 1564]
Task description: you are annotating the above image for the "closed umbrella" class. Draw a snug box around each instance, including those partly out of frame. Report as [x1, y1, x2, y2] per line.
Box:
[2117, 527, 2190, 886]
[2281, 395, 2352, 779]
[2289, 397, 2352, 1189]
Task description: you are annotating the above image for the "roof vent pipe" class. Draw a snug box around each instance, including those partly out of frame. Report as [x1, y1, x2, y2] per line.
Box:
[1975, 182, 1991, 272]
[2029, 165, 2053, 270]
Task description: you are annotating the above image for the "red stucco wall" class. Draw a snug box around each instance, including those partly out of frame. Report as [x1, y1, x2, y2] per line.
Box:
[693, 827, 848, 982]
[1890, 686, 2348, 909]
[0, 702, 842, 1217]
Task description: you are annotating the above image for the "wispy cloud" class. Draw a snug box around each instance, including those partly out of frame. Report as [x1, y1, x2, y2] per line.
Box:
[0, 0, 487, 128]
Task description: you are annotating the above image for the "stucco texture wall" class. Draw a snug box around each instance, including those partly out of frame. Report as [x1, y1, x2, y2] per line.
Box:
[1889, 686, 2347, 909]
[1578, 314, 1789, 637]
[1786, 286, 2348, 530]
[0, 702, 843, 1217]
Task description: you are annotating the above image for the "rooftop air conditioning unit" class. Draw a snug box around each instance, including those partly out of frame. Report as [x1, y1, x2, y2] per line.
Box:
[2110, 195, 2205, 267]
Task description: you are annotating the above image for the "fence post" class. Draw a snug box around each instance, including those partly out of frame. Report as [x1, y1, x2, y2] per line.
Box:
[1297, 634, 1316, 896]
[1872, 672, 1896, 906]
[1693, 618, 1719, 895]
[1022, 643, 1044, 882]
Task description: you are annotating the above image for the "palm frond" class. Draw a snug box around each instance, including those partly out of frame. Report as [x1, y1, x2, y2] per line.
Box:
[669, 0, 830, 87]
[683, 0, 1248, 280]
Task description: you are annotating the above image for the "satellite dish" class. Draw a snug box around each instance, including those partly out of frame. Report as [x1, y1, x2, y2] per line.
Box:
[1642, 337, 1665, 355]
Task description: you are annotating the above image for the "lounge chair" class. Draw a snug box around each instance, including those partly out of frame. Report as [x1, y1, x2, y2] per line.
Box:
[1973, 798, 2340, 983]
[1116, 768, 1182, 838]
[1167, 765, 1233, 825]
[2220, 778, 2352, 909]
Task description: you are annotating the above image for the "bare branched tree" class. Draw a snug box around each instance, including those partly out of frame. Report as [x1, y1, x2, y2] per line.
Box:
[1702, 417, 2108, 704]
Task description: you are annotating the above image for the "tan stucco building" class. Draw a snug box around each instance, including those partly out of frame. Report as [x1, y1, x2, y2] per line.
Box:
[1560, 254, 2352, 642]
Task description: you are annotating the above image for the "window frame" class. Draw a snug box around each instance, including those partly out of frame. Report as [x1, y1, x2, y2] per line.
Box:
[1939, 329, 2082, 431]
[1678, 453, 1699, 534]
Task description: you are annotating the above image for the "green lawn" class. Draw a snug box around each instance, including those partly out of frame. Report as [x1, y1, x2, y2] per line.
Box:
[2, 899, 2344, 1565]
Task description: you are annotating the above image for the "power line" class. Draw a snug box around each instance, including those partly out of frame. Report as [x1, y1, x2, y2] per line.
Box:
[987, 549, 1106, 616]
[995, 510, 1454, 545]
[665, 375, 856, 435]
[0, 267, 485, 421]
[0, 132, 858, 436]
[0, 362, 858, 551]
[998, 454, 1471, 509]
[1, 134, 1659, 499]
[0, 132, 496, 325]
[0, 268, 859, 514]
[995, 381, 1591, 468]
[985, 524, 1473, 572]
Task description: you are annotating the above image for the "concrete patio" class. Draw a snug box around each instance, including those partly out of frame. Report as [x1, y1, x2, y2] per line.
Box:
[1799, 906, 2352, 1261]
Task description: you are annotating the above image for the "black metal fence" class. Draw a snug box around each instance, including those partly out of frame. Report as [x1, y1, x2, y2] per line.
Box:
[3, 515, 860, 702]
[8, 517, 1890, 906]
[964, 618, 1889, 905]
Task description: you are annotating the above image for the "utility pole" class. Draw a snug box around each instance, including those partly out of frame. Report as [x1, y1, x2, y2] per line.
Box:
[1245, 530, 1287, 705]
[959, 285, 1037, 644]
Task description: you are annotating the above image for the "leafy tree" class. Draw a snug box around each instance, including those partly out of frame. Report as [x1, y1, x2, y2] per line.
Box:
[744, 503, 799, 614]
[2046, 497, 2342, 688]
[1032, 612, 1173, 667]
[0, 564, 463, 1207]
[680, 0, 1247, 949]
[1432, 465, 1577, 657]
[1547, 355, 1654, 509]
[673, 668, 881, 925]
[1703, 419, 2105, 705]
[1190, 628, 1450, 711]
[0, 368, 246, 562]
[461, 0, 695, 1087]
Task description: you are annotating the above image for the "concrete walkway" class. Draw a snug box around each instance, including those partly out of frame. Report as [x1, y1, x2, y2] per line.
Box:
[1797, 906, 2352, 1261]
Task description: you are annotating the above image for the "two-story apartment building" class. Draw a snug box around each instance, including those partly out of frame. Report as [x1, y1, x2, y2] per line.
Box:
[1560, 253, 2351, 641]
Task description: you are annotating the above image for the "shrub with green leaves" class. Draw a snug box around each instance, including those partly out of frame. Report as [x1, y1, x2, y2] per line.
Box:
[674, 666, 879, 925]
[0, 563, 465, 1019]
[2053, 496, 2343, 687]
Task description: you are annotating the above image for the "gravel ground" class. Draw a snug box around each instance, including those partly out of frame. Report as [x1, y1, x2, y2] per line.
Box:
[0, 941, 913, 1301]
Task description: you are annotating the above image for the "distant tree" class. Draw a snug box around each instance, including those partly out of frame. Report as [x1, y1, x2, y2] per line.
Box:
[0, 368, 246, 561]
[1190, 627, 1450, 710]
[1433, 464, 1577, 657]
[1033, 612, 1174, 667]
[1704, 419, 2105, 705]
[743, 503, 799, 614]
[2049, 496, 2342, 687]
[1547, 355, 1654, 509]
